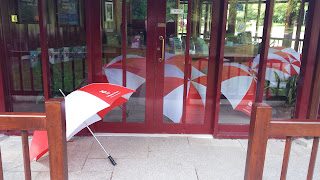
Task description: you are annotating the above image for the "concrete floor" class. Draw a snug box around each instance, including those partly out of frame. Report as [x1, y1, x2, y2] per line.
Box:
[1, 135, 320, 180]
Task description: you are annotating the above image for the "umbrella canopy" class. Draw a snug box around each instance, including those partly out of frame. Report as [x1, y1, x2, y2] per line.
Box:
[30, 83, 135, 161]
[103, 55, 146, 91]
[250, 47, 301, 84]
[163, 54, 207, 123]
[221, 62, 257, 115]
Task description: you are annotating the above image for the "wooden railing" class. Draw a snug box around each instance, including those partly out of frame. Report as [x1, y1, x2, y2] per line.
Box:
[244, 103, 320, 180]
[0, 98, 68, 180]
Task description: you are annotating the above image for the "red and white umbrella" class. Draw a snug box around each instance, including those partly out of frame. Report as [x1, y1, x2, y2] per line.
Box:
[251, 47, 301, 84]
[221, 62, 257, 115]
[163, 54, 207, 123]
[30, 83, 135, 164]
[103, 55, 146, 90]
[192, 57, 230, 75]
[64, 83, 134, 139]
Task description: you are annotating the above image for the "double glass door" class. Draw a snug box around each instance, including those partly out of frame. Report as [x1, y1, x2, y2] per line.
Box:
[94, 0, 212, 133]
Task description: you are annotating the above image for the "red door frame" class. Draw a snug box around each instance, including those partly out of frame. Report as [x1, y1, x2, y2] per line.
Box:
[88, 0, 155, 133]
[0, 3, 9, 112]
[153, 0, 212, 134]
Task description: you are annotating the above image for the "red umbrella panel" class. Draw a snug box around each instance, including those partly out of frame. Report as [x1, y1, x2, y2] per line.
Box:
[221, 62, 257, 115]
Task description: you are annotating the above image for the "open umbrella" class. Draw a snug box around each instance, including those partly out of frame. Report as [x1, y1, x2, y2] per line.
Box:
[163, 54, 207, 123]
[221, 62, 257, 115]
[250, 47, 301, 84]
[103, 55, 146, 90]
[30, 83, 135, 165]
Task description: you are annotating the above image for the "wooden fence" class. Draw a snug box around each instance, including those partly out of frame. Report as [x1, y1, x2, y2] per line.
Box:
[245, 103, 320, 180]
[0, 98, 68, 180]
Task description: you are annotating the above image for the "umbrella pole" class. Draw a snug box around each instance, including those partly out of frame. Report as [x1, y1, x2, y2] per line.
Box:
[59, 89, 116, 166]
[84, 122, 117, 166]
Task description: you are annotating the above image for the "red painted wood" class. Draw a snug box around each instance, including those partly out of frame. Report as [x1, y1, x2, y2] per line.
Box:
[255, 0, 274, 102]
[307, 32, 320, 119]
[122, 0, 127, 123]
[144, 0, 158, 133]
[295, 0, 320, 119]
[154, 0, 167, 132]
[85, 0, 102, 84]
[38, 0, 51, 100]
[205, 0, 228, 137]
[0, 12, 7, 112]
[181, 0, 192, 125]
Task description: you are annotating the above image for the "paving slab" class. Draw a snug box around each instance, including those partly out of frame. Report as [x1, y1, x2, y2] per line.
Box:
[0, 135, 319, 180]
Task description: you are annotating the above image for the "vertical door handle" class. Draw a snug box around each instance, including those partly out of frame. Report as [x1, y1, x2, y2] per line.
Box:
[158, 36, 165, 62]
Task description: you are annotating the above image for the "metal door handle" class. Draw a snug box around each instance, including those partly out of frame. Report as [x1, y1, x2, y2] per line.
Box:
[158, 36, 164, 62]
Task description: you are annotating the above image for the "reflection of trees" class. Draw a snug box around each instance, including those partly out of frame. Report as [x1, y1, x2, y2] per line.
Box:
[283, 0, 299, 47]
[132, 0, 147, 20]
[228, 0, 238, 34]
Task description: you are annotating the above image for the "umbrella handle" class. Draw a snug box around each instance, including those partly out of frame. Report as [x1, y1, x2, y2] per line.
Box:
[108, 156, 117, 166]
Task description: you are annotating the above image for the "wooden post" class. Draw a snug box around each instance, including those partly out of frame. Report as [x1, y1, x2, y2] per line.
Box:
[21, 130, 31, 180]
[0, 147, 3, 180]
[244, 103, 272, 180]
[280, 136, 292, 180]
[295, 0, 320, 119]
[45, 98, 68, 180]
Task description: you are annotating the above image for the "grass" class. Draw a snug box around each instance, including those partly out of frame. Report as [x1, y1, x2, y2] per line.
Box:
[10, 57, 87, 94]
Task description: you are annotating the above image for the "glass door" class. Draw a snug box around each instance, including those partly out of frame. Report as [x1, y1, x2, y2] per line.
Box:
[154, 0, 212, 133]
[92, 0, 154, 133]
[91, 0, 213, 134]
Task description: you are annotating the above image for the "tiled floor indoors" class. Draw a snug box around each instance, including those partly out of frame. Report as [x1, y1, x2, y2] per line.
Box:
[1, 134, 320, 180]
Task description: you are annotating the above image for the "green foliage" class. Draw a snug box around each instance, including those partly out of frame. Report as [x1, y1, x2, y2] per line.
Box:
[265, 72, 298, 108]
[132, 0, 147, 20]
[265, 72, 285, 98]
[284, 74, 298, 108]
[273, 3, 287, 24]
[273, 1, 300, 24]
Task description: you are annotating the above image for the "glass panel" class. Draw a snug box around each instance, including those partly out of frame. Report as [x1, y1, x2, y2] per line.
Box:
[102, 0, 123, 123]
[102, 0, 147, 123]
[48, 0, 87, 99]
[126, 0, 147, 123]
[219, 0, 265, 124]
[264, 0, 308, 119]
[186, 0, 212, 124]
[6, 0, 44, 112]
[162, 0, 188, 124]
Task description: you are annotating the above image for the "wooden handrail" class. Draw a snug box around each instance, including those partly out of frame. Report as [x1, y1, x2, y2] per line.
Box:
[0, 98, 68, 180]
[0, 113, 46, 131]
[244, 103, 320, 180]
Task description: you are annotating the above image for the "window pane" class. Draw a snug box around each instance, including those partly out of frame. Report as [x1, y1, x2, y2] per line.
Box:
[219, 0, 265, 124]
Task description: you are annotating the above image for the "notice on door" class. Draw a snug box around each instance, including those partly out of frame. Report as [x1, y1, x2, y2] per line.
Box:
[170, 9, 184, 14]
